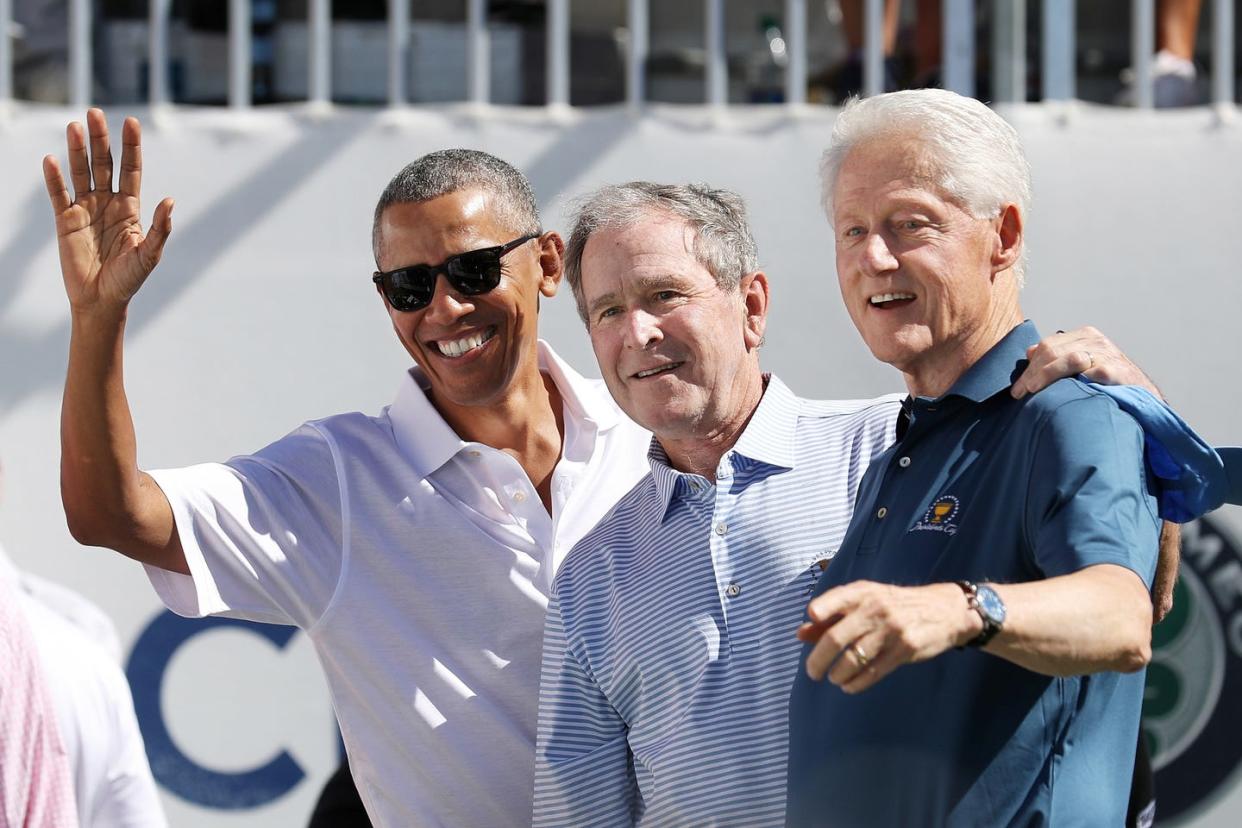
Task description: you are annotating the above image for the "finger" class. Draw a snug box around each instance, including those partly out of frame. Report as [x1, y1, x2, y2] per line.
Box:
[118, 116, 142, 198]
[1012, 352, 1091, 398]
[42, 156, 73, 215]
[806, 583, 864, 624]
[87, 108, 114, 192]
[139, 198, 175, 270]
[826, 638, 877, 687]
[837, 645, 905, 694]
[66, 121, 91, 197]
[805, 612, 872, 681]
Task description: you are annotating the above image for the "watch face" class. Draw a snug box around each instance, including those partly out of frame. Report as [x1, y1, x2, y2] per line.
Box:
[976, 585, 1007, 625]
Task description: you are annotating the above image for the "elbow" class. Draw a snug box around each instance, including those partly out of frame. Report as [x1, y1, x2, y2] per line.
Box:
[1115, 638, 1152, 673]
[63, 500, 116, 549]
[1114, 605, 1154, 673]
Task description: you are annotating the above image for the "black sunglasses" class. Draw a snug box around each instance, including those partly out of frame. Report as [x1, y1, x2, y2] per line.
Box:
[372, 233, 540, 313]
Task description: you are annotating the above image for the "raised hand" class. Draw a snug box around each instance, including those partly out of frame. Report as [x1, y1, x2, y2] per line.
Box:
[42, 108, 174, 312]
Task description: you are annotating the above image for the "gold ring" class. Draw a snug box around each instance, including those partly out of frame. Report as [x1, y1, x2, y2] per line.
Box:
[850, 643, 870, 668]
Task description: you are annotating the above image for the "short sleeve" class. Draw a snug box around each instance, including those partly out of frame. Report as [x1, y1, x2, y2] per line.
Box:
[145, 423, 345, 629]
[1025, 394, 1160, 585]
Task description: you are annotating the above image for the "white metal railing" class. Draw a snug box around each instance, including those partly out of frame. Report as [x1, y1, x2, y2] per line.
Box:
[0, 0, 1236, 113]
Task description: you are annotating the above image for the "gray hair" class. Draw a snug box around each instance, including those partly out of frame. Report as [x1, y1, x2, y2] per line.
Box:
[820, 89, 1031, 283]
[564, 182, 759, 324]
[372, 149, 542, 261]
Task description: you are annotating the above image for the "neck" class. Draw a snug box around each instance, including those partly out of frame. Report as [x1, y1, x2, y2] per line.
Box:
[658, 370, 766, 479]
[904, 306, 1023, 399]
[433, 351, 565, 514]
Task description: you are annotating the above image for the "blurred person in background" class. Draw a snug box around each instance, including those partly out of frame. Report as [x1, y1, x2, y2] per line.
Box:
[1, 460, 165, 828]
[0, 568, 77, 825]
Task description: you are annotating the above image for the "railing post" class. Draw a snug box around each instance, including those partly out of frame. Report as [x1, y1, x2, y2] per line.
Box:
[309, 0, 331, 107]
[705, 0, 726, 106]
[1041, 0, 1075, 102]
[943, 0, 975, 97]
[991, 0, 1026, 103]
[69, 0, 91, 108]
[388, 0, 408, 107]
[1131, 0, 1155, 109]
[0, 0, 12, 108]
[784, 0, 806, 107]
[467, 0, 488, 105]
[229, 0, 252, 109]
[547, 0, 569, 108]
[862, 0, 883, 97]
[1212, 0, 1235, 111]
[626, 0, 648, 110]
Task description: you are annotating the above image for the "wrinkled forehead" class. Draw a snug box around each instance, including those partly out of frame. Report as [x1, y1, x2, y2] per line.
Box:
[377, 189, 516, 262]
[834, 138, 957, 212]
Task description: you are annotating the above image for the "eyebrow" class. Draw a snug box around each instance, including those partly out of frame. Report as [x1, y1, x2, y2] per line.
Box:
[586, 273, 689, 316]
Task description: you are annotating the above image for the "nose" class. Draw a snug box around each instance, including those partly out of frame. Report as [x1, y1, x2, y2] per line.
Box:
[860, 232, 899, 277]
[623, 309, 662, 351]
[421, 272, 473, 325]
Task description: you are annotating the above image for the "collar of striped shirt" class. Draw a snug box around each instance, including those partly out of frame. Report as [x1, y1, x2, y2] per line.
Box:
[647, 374, 800, 520]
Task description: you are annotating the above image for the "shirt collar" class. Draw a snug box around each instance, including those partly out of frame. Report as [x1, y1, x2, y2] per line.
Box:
[647, 374, 799, 518]
[389, 339, 618, 478]
[934, 320, 1039, 405]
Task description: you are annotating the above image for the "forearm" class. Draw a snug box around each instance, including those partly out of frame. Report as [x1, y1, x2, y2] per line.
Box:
[985, 564, 1152, 676]
[61, 306, 182, 570]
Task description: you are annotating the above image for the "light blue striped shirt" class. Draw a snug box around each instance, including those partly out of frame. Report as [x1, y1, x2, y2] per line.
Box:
[534, 377, 901, 826]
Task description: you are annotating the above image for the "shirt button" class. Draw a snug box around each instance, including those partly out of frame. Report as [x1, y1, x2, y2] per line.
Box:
[714, 521, 728, 536]
[513, 491, 527, 503]
[898, 456, 911, 468]
[876, 507, 888, 519]
[468, 450, 482, 458]
[725, 582, 742, 598]
[716, 468, 731, 480]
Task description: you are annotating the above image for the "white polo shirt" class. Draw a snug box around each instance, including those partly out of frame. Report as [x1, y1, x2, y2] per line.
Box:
[144, 341, 651, 828]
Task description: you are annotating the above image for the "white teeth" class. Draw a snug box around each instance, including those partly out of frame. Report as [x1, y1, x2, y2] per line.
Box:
[870, 292, 915, 305]
[437, 328, 493, 358]
[635, 363, 680, 379]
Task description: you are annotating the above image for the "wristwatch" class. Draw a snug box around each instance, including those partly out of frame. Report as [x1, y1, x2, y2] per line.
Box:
[957, 581, 1006, 647]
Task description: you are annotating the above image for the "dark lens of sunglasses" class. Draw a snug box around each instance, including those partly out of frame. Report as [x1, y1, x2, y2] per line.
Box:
[447, 250, 503, 294]
[387, 269, 436, 311]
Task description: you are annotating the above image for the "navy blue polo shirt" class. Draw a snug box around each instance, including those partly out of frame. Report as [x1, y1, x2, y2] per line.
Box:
[786, 321, 1159, 828]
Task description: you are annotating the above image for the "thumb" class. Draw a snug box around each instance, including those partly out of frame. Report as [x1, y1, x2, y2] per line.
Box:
[139, 197, 174, 270]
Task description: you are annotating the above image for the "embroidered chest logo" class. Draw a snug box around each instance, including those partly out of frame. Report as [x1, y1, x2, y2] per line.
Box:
[803, 555, 833, 596]
[910, 495, 961, 536]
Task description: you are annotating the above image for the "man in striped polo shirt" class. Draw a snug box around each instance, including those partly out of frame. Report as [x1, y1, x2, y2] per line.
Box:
[530, 180, 1187, 826]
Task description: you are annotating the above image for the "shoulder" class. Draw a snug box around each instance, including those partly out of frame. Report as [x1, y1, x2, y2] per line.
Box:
[1017, 378, 1141, 442]
[796, 392, 904, 423]
[553, 474, 661, 596]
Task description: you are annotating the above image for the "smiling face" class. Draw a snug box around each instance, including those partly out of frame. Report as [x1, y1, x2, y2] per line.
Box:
[579, 212, 767, 446]
[375, 188, 560, 414]
[832, 138, 1023, 396]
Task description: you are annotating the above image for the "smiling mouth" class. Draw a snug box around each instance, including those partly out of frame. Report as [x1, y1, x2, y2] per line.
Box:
[633, 362, 684, 379]
[869, 292, 916, 309]
[434, 326, 496, 358]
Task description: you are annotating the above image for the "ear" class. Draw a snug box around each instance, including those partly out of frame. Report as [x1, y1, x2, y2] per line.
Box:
[537, 232, 566, 298]
[991, 204, 1023, 276]
[740, 271, 770, 351]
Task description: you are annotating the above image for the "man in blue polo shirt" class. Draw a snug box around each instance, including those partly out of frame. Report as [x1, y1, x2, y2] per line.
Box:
[787, 89, 1163, 826]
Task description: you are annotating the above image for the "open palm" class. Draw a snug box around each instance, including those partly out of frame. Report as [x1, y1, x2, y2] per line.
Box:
[43, 109, 173, 310]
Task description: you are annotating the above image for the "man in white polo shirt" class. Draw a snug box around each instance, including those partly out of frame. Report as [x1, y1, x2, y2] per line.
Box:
[43, 110, 650, 826]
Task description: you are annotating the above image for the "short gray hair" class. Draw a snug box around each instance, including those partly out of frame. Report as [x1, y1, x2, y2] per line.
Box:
[821, 89, 1031, 283]
[564, 182, 759, 324]
[372, 149, 541, 261]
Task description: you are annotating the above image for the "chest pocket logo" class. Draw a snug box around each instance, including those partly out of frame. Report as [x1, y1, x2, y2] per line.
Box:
[910, 495, 961, 536]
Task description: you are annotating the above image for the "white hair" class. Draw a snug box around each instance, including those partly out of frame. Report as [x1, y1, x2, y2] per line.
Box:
[820, 89, 1031, 283]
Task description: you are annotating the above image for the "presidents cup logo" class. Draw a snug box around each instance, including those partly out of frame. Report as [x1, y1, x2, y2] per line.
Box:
[1144, 516, 1242, 822]
[910, 495, 961, 536]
